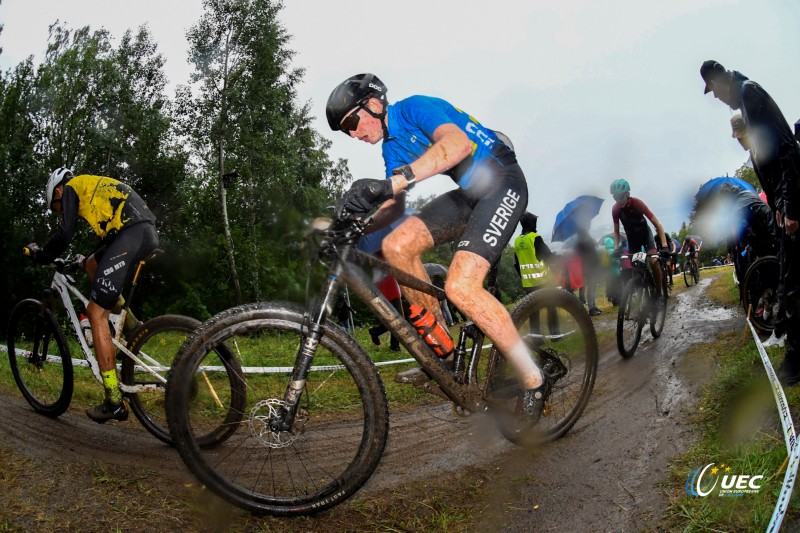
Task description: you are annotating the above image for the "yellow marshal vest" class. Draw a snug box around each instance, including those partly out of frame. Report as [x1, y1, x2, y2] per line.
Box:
[514, 231, 551, 288]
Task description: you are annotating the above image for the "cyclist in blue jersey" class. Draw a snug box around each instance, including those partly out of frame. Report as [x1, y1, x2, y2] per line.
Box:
[326, 73, 551, 421]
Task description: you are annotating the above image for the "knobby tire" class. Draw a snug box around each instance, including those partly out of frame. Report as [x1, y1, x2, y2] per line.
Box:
[485, 288, 598, 446]
[742, 256, 779, 334]
[7, 299, 74, 417]
[617, 278, 646, 358]
[166, 302, 389, 516]
[122, 314, 246, 447]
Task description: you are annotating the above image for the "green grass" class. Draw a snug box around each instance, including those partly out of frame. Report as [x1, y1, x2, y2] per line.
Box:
[659, 267, 800, 531]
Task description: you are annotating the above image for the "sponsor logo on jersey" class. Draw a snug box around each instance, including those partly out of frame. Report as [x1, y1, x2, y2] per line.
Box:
[465, 122, 496, 149]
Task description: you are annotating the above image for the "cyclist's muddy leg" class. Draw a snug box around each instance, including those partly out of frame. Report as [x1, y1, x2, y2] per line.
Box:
[446, 251, 544, 389]
[382, 217, 446, 325]
[87, 301, 120, 402]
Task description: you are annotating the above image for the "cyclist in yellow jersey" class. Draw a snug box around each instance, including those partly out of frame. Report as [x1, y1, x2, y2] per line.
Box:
[28, 168, 158, 423]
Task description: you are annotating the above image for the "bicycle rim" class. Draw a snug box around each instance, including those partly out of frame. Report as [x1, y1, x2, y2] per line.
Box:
[7, 299, 73, 416]
[167, 303, 389, 515]
[485, 289, 598, 445]
[743, 257, 779, 334]
[123, 315, 245, 446]
[617, 279, 645, 358]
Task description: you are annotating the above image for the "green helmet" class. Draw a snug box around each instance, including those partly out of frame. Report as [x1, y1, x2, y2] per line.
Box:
[610, 179, 630, 196]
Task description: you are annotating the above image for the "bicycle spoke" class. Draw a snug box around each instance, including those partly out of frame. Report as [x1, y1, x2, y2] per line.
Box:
[167, 304, 389, 514]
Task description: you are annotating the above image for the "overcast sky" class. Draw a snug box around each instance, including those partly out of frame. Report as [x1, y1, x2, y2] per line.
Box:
[2, 0, 800, 243]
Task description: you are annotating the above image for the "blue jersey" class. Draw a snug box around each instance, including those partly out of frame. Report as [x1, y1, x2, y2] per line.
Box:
[382, 95, 501, 189]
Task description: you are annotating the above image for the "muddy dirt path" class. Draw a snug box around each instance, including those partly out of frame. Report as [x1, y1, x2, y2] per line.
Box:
[0, 272, 740, 530]
[369, 272, 741, 531]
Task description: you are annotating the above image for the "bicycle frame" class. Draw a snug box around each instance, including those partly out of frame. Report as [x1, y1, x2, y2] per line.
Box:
[280, 233, 489, 432]
[44, 260, 167, 393]
[624, 251, 667, 291]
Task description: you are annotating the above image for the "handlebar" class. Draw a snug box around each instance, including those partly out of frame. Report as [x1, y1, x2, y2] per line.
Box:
[23, 244, 85, 273]
[306, 213, 375, 246]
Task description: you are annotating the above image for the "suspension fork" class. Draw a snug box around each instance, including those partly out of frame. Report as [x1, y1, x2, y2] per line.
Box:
[273, 258, 344, 432]
[27, 289, 58, 366]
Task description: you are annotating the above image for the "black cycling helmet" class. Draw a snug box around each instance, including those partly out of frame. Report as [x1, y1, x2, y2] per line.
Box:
[326, 73, 388, 136]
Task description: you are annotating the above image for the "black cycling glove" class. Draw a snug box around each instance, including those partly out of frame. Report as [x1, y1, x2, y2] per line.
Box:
[24, 242, 47, 265]
[659, 247, 671, 258]
[337, 179, 394, 218]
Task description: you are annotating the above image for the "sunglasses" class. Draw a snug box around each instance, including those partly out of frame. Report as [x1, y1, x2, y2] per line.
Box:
[613, 193, 627, 201]
[339, 107, 362, 135]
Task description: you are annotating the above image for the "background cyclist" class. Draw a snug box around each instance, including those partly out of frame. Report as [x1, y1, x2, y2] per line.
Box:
[327, 73, 552, 420]
[28, 168, 158, 423]
[679, 235, 700, 275]
[609, 178, 670, 296]
[665, 237, 679, 288]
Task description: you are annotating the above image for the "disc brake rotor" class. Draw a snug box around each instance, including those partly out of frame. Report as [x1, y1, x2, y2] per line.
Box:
[249, 399, 307, 449]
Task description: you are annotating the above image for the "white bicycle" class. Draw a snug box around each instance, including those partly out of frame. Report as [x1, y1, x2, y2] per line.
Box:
[6, 250, 245, 446]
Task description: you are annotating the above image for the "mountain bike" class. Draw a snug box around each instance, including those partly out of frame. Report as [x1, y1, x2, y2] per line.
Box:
[617, 251, 669, 358]
[683, 252, 699, 287]
[166, 214, 599, 516]
[6, 251, 245, 446]
[742, 255, 779, 334]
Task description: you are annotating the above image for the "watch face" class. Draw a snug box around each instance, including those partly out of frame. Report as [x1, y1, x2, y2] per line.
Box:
[392, 165, 414, 180]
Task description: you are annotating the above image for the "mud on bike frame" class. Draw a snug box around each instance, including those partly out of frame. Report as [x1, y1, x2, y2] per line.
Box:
[299, 218, 492, 417]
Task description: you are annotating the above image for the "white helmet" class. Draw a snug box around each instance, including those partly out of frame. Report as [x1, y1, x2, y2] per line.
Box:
[46, 167, 73, 208]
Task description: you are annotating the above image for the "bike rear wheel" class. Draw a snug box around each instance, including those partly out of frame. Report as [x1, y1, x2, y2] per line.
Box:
[166, 302, 389, 515]
[742, 256, 779, 334]
[7, 299, 74, 417]
[617, 278, 646, 358]
[485, 288, 598, 446]
[121, 314, 245, 447]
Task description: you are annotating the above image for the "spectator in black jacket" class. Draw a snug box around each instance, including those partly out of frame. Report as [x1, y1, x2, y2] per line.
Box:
[703, 60, 800, 382]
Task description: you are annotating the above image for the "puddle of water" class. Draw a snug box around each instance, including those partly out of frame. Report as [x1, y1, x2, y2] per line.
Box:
[672, 278, 738, 322]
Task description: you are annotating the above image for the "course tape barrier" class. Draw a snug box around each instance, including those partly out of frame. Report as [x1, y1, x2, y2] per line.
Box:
[0, 343, 416, 373]
[746, 318, 799, 533]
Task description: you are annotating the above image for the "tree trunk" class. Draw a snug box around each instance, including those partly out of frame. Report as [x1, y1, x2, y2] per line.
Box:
[218, 32, 242, 305]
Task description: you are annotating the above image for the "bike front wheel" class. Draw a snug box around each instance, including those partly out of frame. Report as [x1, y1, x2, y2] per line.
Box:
[166, 302, 389, 515]
[650, 278, 668, 339]
[683, 263, 695, 287]
[121, 314, 245, 447]
[7, 299, 74, 417]
[485, 288, 598, 446]
[617, 278, 646, 358]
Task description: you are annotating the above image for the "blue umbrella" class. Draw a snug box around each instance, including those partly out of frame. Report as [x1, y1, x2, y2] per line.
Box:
[695, 176, 755, 203]
[552, 195, 604, 242]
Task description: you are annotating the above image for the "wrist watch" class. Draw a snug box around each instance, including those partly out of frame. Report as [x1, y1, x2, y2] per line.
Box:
[392, 165, 416, 191]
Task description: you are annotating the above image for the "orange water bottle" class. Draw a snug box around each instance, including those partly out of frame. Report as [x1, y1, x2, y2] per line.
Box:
[408, 305, 454, 357]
